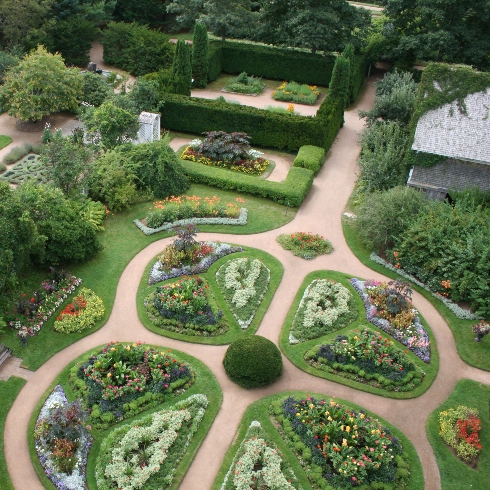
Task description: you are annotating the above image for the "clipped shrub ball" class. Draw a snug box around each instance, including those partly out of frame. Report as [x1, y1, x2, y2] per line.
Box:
[223, 335, 282, 388]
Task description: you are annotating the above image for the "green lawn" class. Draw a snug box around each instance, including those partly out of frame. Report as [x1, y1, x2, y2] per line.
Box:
[279, 270, 439, 399]
[426, 379, 490, 490]
[212, 390, 424, 490]
[0, 135, 12, 151]
[342, 217, 490, 371]
[28, 344, 222, 490]
[0, 377, 27, 490]
[1, 185, 295, 370]
[137, 247, 283, 345]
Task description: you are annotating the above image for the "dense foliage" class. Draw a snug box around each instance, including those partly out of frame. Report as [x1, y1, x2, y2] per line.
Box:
[191, 22, 209, 88]
[292, 145, 325, 174]
[223, 336, 282, 388]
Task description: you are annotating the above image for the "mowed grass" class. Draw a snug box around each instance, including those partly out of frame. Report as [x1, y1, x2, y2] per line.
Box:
[342, 217, 490, 372]
[279, 270, 439, 399]
[0, 135, 12, 151]
[426, 379, 490, 490]
[0, 377, 27, 490]
[2, 184, 295, 370]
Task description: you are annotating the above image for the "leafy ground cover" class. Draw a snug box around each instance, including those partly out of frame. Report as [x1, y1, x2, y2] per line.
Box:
[139, 247, 283, 345]
[272, 81, 320, 105]
[343, 217, 490, 371]
[28, 344, 222, 490]
[0, 153, 46, 185]
[224, 72, 265, 95]
[213, 391, 424, 490]
[277, 231, 333, 259]
[0, 377, 27, 490]
[280, 270, 438, 399]
[426, 379, 490, 489]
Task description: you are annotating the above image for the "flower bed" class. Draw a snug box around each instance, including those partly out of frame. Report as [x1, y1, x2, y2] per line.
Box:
[272, 81, 320, 105]
[145, 276, 228, 336]
[277, 231, 333, 260]
[53, 287, 104, 333]
[305, 329, 425, 392]
[69, 342, 193, 430]
[289, 279, 356, 343]
[224, 72, 265, 95]
[220, 420, 300, 490]
[271, 396, 410, 489]
[34, 385, 93, 490]
[95, 394, 208, 490]
[216, 257, 270, 329]
[5, 269, 82, 337]
[149, 241, 243, 285]
[350, 278, 431, 362]
[439, 405, 482, 463]
[139, 195, 245, 231]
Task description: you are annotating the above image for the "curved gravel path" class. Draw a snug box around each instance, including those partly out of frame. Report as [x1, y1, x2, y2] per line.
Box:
[4, 60, 490, 490]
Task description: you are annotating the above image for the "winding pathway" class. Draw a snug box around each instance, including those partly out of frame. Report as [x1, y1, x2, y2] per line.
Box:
[4, 67, 490, 490]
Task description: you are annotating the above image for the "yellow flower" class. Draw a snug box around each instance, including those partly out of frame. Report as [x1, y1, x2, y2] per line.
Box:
[342, 439, 348, 446]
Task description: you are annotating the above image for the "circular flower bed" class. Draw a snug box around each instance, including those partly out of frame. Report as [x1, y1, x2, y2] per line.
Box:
[70, 342, 193, 429]
[276, 231, 333, 260]
[274, 396, 410, 488]
[145, 276, 228, 336]
[290, 279, 356, 343]
[306, 328, 425, 392]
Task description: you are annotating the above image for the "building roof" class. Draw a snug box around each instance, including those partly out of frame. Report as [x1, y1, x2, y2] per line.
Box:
[411, 88, 490, 164]
[407, 159, 490, 197]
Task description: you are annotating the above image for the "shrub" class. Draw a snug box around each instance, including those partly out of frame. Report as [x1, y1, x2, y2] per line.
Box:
[276, 232, 333, 259]
[225, 72, 265, 95]
[293, 145, 325, 174]
[2, 143, 39, 165]
[80, 72, 112, 107]
[0, 163, 6, 173]
[169, 39, 192, 96]
[328, 56, 351, 112]
[223, 336, 282, 388]
[192, 23, 209, 88]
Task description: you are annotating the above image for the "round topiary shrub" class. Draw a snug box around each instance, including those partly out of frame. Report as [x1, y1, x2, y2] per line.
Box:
[223, 335, 282, 388]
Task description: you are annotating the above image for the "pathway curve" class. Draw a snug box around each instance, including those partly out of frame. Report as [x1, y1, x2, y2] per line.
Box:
[4, 67, 490, 490]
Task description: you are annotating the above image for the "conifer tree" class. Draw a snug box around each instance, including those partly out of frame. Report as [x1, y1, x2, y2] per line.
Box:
[170, 39, 192, 96]
[192, 22, 208, 88]
[328, 56, 351, 111]
[342, 44, 355, 104]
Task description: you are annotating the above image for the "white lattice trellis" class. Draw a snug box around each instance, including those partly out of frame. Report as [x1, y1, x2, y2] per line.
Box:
[137, 112, 160, 144]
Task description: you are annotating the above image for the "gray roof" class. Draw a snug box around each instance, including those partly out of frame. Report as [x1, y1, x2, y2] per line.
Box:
[412, 88, 490, 164]
[407, 159, 490, 194]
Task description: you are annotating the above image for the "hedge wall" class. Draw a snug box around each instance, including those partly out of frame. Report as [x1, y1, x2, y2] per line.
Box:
[207, 43, 222, 82]
[160, 94, 326, 151]
[216, 41, 336, 86]
[293, 145, 326, 174]
[178, 158, 314, 207]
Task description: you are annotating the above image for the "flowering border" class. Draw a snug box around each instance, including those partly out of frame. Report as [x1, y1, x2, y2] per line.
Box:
[35, 385, 93, 490]
[350, 278, 431, 363]
[134, 208, 248, 236]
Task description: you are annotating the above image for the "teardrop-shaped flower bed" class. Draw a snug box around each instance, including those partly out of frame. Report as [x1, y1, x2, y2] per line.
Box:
[145, 276, 228, 336]
[215, 257, 270, 329]
[289, 279, 357, 343]
[220, 420, 301, 489]
[95, 394, 208, 490]
[305, 328, 425, 392]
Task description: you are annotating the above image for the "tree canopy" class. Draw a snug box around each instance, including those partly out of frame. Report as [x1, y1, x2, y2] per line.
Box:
[0, 45, 82, 121]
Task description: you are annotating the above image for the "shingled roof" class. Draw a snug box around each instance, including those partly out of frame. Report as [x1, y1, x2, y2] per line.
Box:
[411, 87, 490, 164]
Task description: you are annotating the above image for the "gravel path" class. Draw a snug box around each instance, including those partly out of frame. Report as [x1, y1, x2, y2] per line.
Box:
[2, 51, 490, 490]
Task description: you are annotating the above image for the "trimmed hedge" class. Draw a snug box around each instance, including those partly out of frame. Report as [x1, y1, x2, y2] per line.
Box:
[178, 157, 314, 207]
[207, 43, 222, 82]
[161, 93, 325, 151]
[223, 335, 283, 388]
[293, 145, 326, 174]
[217, 41, 336, 86]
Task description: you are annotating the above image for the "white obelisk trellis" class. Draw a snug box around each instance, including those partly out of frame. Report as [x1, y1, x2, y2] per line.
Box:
[137, 112, 161, 144]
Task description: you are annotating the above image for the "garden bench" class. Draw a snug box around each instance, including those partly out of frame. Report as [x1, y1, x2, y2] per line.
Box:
[0, 343, 13, 367]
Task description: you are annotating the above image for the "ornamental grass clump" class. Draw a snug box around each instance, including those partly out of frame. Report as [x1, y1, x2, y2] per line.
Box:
[439, 405, 482, 462]
[306, 328, 425, 392]
[290, 279, 356, 343]
[274, 396, 410, 488]
[180, 131, 270, 176]
[146, 194, 243, 229]
[272, 81, 320, 105]
[224, 72, 265, 95]
[277, 231, 333, 259]
[216, 257, 270, 329]
[223, 336, 282, 388]
[71, 342, 193, 427]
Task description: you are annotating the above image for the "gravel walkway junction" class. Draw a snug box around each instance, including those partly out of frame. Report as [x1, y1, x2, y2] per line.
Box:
[2, 46, 489, 490]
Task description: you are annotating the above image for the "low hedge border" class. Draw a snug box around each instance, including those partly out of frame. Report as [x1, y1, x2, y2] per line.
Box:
[178, 159, 314, 207]
[134, 208, 248, 235]
[293, 145, 326, 174]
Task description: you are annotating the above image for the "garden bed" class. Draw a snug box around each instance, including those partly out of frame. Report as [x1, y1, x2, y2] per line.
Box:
[0, 153, 47, 185]
[272, 81, 320, 105]
[222, 72, 265, 95]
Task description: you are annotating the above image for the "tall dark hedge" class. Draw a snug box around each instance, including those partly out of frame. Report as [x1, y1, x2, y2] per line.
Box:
[342, 44, 355, 103]
[223, 336, 282, 388]
[170, 40, 192, 96]
[328, 56, 351, 111]
[192, 23, 209, 88]
[207, 44, 222, 82]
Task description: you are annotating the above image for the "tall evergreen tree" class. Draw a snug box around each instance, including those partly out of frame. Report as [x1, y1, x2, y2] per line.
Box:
[328, 56, 351, 111]
[170, 39, 192, 96]
[342, 44, 355, 104]
[192, 22, 208, 88]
